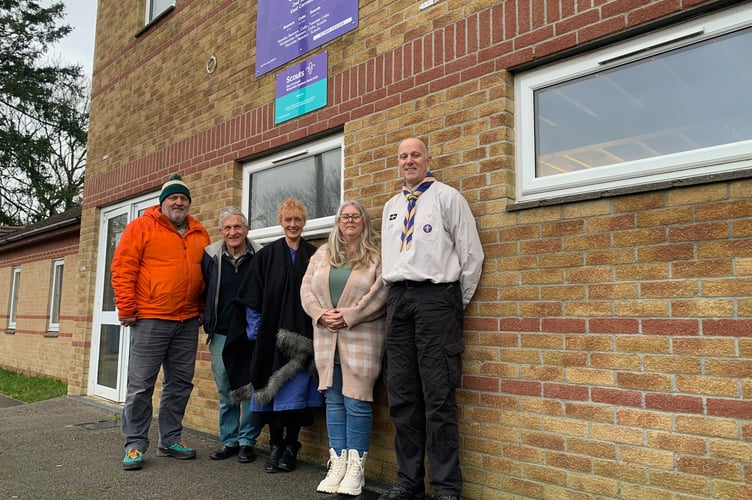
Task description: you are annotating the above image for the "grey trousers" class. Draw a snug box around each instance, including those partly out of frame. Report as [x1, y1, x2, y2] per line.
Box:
[121, 318, 199, 452]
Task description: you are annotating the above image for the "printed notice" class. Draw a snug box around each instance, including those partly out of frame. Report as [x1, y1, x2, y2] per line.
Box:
[256, 0, 358, 77]
[274, 52, 328, 124]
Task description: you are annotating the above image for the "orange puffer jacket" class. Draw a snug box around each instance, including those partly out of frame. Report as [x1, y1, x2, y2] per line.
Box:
[111, 205, 211, 321]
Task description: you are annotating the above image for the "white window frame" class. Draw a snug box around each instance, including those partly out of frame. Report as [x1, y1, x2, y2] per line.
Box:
[88, 192, 158, 402]
[514, 4, 752, 203]
[145, 0, 175, 24]
[242, 134, 344, 244]
[8, 267, 20, 330]
[48, 259, 64, 333]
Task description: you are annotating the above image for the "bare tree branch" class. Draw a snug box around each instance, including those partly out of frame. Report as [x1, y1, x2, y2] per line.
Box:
[0, 0, 87, 225]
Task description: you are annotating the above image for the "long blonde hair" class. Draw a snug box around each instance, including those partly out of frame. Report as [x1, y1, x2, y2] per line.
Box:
[327, 200, 380, 269]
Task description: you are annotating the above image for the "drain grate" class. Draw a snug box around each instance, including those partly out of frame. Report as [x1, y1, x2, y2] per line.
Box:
[78, 420, 119, 430]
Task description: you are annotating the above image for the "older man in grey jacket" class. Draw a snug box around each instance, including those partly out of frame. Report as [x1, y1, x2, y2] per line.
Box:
[201, 207, 262, 464]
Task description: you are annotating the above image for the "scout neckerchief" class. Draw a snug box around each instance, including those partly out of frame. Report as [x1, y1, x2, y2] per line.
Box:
[400, 171, 435, 251]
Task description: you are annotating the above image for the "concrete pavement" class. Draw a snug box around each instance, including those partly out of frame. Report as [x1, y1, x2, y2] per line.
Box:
[0, 394, 23, 409]
[0, 396, 385, 499]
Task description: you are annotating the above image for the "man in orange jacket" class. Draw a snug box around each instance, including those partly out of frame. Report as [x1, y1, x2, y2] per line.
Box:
[111, 173, 210, 471]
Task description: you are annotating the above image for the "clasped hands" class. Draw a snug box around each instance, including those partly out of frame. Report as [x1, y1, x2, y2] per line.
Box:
[319, 309, 347, 333]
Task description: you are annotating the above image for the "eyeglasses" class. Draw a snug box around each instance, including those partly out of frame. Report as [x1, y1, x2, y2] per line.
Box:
[339, 213, 362, 222]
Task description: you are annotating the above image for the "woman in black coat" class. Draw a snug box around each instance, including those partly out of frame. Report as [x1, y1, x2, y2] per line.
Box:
[224, 198, 322, 473]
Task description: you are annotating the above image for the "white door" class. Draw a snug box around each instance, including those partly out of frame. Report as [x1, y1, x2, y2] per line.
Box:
[89, 195, 157, 401]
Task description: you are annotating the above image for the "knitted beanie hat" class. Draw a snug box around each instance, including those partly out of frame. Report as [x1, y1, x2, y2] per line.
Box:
[159, 173, 191, 204]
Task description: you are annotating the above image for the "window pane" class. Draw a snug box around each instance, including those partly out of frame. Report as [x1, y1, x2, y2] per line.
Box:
[9, 268, 20, 326]
[97, 324, 121, 389]
[534, 27, 752, 177]
[102, 214, 128, 312]
[148, 0, 173, 22]
[248, 147, 341, 230]
[50, 263, 64, 326]
[320, 148, 343, 216]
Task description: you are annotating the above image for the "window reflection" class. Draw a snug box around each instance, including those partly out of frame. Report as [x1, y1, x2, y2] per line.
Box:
[248, 146, 341, 230]
[534, 27, 752, 177]
[97, 324, 121, 389]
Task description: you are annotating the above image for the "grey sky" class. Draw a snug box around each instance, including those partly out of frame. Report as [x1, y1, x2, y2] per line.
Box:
[45, 0, 98, 78]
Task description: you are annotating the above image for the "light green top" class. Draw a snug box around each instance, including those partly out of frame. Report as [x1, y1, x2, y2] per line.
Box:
[329, 263, 352, 307]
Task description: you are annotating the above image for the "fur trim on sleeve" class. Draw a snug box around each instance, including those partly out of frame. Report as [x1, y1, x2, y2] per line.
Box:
[253, 329, 314, 406]
[229, 383, 252, 405]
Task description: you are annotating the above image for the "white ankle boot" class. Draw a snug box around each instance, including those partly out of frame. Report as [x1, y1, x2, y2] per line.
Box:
[337, 449, 367, 496]
[317, 448, 347, 493]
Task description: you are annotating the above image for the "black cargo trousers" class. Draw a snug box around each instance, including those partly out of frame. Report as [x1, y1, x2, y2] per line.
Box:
[384, 280, 464, 497]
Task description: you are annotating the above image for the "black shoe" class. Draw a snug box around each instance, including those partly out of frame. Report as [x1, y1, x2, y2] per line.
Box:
[209, 445, 239, 460]
[435, 496, 460, 500]
[264, 445, 284, 473]
[238, 445, 256, 463]
[277, 442, 300, 472]
[378, 485, 427, 500]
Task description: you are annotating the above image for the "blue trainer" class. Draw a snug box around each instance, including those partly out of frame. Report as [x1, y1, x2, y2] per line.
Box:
[156, 441, 196, 459]
[122, 449, 143, 470]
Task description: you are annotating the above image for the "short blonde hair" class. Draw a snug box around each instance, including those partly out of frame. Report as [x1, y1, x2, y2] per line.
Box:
[277, 198, 308, 225]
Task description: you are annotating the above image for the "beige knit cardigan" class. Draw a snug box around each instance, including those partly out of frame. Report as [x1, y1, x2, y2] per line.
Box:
[300, 244, 388, 402]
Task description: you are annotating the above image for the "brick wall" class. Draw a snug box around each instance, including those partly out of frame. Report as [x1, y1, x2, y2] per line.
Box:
[77, 0, 752, 497]
[0, 235, 79, 382]
[461, 183, 752, 499]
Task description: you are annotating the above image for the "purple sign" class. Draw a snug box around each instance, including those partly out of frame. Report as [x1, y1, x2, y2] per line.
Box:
[276, 52, 328, 99]
[256, 0, 359, 77]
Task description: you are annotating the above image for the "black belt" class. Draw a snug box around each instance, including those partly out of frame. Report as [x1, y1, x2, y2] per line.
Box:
[394, 280, 446, 288]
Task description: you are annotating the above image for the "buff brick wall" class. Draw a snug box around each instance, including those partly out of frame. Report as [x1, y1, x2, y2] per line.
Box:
[0, 241, 79, 382]
[71, 0, 752, 497]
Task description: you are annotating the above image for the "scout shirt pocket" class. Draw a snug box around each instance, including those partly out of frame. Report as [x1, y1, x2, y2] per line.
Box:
[412, 207, 440, 244]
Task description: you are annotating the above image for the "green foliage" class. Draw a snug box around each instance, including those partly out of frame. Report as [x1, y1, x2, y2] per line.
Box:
[0, 0, 88, 225]
[0, 367, 67, 403]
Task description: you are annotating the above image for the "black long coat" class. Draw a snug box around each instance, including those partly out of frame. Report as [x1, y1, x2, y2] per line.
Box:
[223, 237, 316, 402]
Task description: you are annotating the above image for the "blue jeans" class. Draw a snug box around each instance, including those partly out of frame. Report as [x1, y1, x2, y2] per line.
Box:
[121, 318, 198, 452]
[209, 334, 260, 447]
[325, 364, 373, 454]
